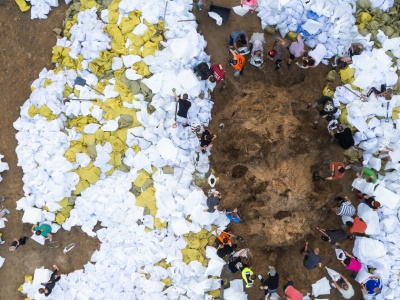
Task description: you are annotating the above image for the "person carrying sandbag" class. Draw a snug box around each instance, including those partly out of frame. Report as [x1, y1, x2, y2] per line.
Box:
[229, 49, 245, 77]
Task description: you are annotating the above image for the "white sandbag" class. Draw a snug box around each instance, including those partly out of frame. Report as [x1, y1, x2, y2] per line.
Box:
[22, 207, 42, 224]
[312, 277, 331, 297]
[374, 184, 400, 209]
[31, 233, 45, 245]
[208, 12, 223, 25]
[357, 203, 380, 235]
[0, 256, 4, 268]
[326, 266, 341, 281]
[302, 19, 324, 34]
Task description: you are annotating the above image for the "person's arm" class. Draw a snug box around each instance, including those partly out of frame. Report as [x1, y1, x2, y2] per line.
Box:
[361, 283, 368, 294]
[240, 0, 243, 6]
[318, 262, 322, 268]
[278, 37, 285, 46]
[304, 241, 308, 251]
[229, 49, 237, 63]
[359, 168, 364, 177]
[31, 225, 36, 233]
[245, 37, 250, 49]
[369, 275, 380, 279]
[344, 195, 351, 203]
[173, 91, 179, 102]
[329, 129, 335, 138]
[334, 280, 340, 290]
[340, 274, 350, 285]
[44, 233, 52, 241]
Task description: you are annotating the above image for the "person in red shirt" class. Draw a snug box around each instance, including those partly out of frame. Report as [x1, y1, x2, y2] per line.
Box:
[209, 64, 226, 87]
[346, 216, 367, 234]
[324, 162, 346, 181]
[229, 49, 245, 76]
[283, 273, 303, 300]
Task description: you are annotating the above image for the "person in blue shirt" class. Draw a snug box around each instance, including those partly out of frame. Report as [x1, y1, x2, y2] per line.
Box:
[225, 208, 241, 222]
[362, 276, 382, 296]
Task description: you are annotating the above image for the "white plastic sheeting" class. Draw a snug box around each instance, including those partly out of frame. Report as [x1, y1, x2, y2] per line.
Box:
[0, 154, 8, 183]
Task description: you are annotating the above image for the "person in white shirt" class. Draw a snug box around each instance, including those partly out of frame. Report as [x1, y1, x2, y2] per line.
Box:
[332, 273, 355, 299]
[301, 44, 327, 68]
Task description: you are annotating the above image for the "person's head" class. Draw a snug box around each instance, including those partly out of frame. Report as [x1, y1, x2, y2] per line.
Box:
[366, 176, 374, 183]
[352, 44, 363, 55]
[9, 246, 16, 252]
[334, 196, 344, 202]
[39, 288, 45, 294]
[345, 221, 354, 227]
[374, 288, 381, 294]
[337, 125, 344, 132]
[35, 230, 42, 236]
[385, 93, 392, 100]
[205, 134, 213, 141]
[231, 212, 237, 219]
[182, 94, 188, 100]
[217, 205, 225, 212]
[250, 274, 256, 280]
[208, 75, 216, 83]
[343, 257, 351, 265]
[314, 247, 320, 254]
[302, 51, 309, 58]
[239, 34, 246, 43]
[222, 237, 229, 244]
[342, 283, 349, 290]
[372, 201, 381, 208]
[306, 58, 315, 66]
[268, 266, 277, 276]
[321, 236, 330, 242]
[338, 167, 346, 173]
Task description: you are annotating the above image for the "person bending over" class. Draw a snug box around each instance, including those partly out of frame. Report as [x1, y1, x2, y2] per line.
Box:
[39, 265, 62, 297]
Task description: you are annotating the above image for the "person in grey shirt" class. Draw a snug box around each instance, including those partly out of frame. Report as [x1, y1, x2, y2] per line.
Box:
[203, 192, 223, 212]
[229, 30, 249, 51]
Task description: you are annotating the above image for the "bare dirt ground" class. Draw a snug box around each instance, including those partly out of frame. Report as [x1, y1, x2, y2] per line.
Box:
[196, 1, 363, 299]
[0, 0, 363, 299]
[0, 2, 99, 299]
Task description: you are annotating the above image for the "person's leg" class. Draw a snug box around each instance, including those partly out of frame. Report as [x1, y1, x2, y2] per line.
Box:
[380, 84, 386, 93]
[228, 36, 234, 49]
[288, 52, 295, 64]
[367, 87, 380, 96]
[0, 208, 10, 217]
[349, 165, 363, 173]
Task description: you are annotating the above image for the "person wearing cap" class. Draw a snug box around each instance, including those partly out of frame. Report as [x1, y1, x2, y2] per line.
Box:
[287, 33, 304, 68]
[9, 236, 29, 251]
[332, 273, 355, 299]
[258, 266, 279, 299]
[173, 91, 191, 127]
[301, 241, 322, 270]
[311, 96, 338, 124]
[242, 266, 256, 288]
[31, 223, 53, 241]
[282, 273, 303, 300]
[229, 30, 249, 52]
[267, 37, 285, 71]
[38, 265, 62, 296]
[200, 129, 216, 153]
[229, 49, 245, 76]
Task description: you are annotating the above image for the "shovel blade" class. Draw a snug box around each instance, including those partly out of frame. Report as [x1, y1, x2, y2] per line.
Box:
[75, 77, 86, 86]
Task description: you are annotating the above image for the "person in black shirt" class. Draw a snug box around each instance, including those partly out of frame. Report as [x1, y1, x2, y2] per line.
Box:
[217, 243, 237, 258]
[228, 256, 243, 273]
[330, 125, 354, 149]
[200, 130, 217, 153]
[259, 266, 279, 297]
[193, 62, 213, 81]
[9, 236, 29, 252]
[173, 91, 191, 127]
[39, 265, 62, 297]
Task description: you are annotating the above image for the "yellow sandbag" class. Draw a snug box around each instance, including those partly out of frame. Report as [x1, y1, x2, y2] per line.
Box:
[359, 12, 372, 23]
[142, 41, 158, 57]
[116, 128, 128, 142]
[79, 134, 95, 146]
[133, 61, 151, 77]
[43, 78, 52, 88]
[120, 16, 140, 35]
[24, 275, 33, 283]
[357, 23, 366, 29]
[75, 163, 101, 184]
[18, 285, 23, 292]
[154, 217, 167, 228]
[136, 187, 157, 216]
[55, 212, 66, 225]
[207, 289, 220, 298]
[161, 277, 172, 287]
[58, 198, 69, 208]
[287, 31, 297, 41]
[108, 10, 119, 24]
[133, 171, 150, 187]
[339, 67, 355, 83]
[392, 106, 400, 119]
[15, 0, 30, 12]
[181, 248, 203, 263]
[74, 179, 90, 195]
[28, 105, 40, 117]
[80, 0, 99, 10]
[323, 84, 334, 98]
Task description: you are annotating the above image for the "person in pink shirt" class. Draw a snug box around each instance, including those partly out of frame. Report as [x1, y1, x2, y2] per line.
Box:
[240, 0, 258, 12]
[341, 253, 362, 273]
[283, 273, 303, 300]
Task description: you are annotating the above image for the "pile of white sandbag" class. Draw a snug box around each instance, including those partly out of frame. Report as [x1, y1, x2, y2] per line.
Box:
[257, 0, 393, 58]
[0, 154, 8, 183]
[17, 0, 238, 298]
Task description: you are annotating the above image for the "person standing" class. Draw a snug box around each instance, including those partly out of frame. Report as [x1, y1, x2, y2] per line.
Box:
[287, 34, 304, 68]
[267, 37, 285, 71]
[242, 266, 256, 288]
[258, 266, 279, 299]
[324, 161, 346, 181]
[330, 125, 355, 149]
[229, 30, 249, 51]
[229, 49, 245, 76]
[173, 91, 191, 127]
[346, 216, 367, 234]
[31, 223, 52, 241]
[302, 242, 322, 270]
[199, 130, 216, 153]
[332, 273, 355, 299]
[203, 192, 223, 212]
[38, 265, 62, 296]
[209, 64, 226, 86]
[301, 43, 327, 68]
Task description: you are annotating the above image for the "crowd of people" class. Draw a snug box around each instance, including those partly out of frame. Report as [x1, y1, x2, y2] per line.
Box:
[182, 9, 385, 299]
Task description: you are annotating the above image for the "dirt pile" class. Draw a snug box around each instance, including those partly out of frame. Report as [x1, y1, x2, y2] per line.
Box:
[211, 81, 341, 249]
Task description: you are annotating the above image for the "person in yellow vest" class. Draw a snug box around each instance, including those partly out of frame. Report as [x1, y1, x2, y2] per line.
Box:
[242, 267, 256, 288]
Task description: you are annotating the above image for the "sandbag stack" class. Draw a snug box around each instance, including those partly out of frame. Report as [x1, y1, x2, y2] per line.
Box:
[16, 0, 234, 299]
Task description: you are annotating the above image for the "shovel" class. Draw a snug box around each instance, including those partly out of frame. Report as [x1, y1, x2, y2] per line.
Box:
[341, 85, 368, 102]
[74, 77, 105, 96]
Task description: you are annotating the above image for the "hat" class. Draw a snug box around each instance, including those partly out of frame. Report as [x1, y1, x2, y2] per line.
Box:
[268, 266, 276, 276]
[269, 49, 276, 57]
[9, 246, 16, 252]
